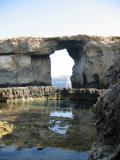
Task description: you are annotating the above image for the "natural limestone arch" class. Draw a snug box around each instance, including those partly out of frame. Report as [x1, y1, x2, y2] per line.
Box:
[0, 35, 119, 88]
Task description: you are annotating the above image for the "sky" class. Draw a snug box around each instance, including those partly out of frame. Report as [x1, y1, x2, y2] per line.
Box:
[0, 0, 120, 77]
[50, 49, 74, 77]
[0, 0, 120, 38]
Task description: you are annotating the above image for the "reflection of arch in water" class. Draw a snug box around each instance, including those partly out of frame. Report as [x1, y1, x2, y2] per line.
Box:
[0, 101, 96, 152]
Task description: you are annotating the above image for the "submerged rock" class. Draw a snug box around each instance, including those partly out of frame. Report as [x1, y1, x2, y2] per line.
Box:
[0, 100, 96, 151]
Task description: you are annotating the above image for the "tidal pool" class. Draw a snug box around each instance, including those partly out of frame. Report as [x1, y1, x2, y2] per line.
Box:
[0, 100, 96, 160]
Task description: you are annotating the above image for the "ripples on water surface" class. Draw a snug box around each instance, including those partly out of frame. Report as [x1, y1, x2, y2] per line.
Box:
[0, 100, 96, 160]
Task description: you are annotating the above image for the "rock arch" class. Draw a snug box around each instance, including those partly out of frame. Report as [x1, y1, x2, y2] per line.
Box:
[0, 35, 119, 88]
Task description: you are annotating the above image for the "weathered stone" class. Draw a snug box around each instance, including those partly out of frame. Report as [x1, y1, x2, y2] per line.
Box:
[0, 54, 51, 86]
[0, 86, 104, 103]
[90, 59, 120, 159]
[0, 35, 120, 88]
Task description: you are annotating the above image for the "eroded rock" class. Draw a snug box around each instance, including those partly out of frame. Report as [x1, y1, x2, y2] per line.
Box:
[0, 35, 120, 88]
[0, 86, 103, 103]
[90, 59, 120, 159]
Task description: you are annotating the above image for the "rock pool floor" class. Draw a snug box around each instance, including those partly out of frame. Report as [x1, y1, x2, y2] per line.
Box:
[0, 100, 97, 159]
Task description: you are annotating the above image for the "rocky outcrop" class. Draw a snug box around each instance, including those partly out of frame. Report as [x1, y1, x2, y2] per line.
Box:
[103, 58, 120, 86]
[0, 35, 120, 88]
[90, 60, 120, 159]
[0, 86, 57, 102]
[0, 86, 104, 103]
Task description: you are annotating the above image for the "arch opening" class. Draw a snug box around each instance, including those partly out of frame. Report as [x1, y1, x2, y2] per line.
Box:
[50, 49, 74, 88]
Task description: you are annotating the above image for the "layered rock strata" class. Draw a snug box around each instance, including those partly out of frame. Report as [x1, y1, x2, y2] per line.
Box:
[0, 35, 120, 88]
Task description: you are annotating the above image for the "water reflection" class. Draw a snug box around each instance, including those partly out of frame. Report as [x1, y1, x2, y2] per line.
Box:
[49, 124, 70, 135]
[49, 110, 73, 135]
[50, 111, 73, 119]
[0, 100, 96, 158]
[0, 146, 89, 160]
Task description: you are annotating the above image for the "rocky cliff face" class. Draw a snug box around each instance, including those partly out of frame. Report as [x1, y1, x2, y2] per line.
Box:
[0, 35, 120, 88]
[90, 59, 120, 159]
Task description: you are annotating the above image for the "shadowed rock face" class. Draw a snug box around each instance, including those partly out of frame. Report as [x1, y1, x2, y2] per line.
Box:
[90, 59, 120, 159]
[0, 35, 120, 88]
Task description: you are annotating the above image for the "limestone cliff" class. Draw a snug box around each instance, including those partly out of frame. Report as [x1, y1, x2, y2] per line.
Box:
[0, 35, 120, 88]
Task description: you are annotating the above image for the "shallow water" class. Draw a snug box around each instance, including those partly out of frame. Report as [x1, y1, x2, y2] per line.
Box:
[0, 100, 96, 160]
[0, 146, 89, 160]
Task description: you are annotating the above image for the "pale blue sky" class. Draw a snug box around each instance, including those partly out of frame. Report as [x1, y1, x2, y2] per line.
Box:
[0, 0, 120, 38]
[0, 0, 120, 77]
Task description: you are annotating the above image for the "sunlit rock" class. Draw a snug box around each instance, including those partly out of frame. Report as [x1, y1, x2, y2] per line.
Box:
[0, 35, 120, 88]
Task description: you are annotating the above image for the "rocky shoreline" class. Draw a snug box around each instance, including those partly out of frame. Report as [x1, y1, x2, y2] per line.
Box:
[90, 59, 120, 160]
[0, 81, 119, 160]
[0, 86, 105, 103]
[0, 35, 119, 159]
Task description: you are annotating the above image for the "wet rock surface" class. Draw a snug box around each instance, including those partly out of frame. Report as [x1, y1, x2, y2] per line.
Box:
[90, 59, 120, 160]
[0, 86, 105, 103]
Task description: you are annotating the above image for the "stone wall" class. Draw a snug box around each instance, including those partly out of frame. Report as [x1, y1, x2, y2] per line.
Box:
[0, 35, 120, 88]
